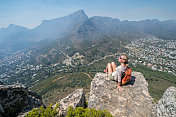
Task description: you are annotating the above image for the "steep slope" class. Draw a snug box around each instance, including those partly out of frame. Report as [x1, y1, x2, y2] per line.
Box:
[0, 10, 89, 51]
[90, 16, 121, 34]
[1, 10, 176, 52]
[135, 19, 176, 40]
[90, 17, 176, 40]
[63, 18, 104, 48]
[0, 24, 31, 51]
[31, 10, 88, 41]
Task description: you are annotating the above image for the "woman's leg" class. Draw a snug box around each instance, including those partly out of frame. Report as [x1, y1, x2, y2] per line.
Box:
[107, 63, 113, 74]
[111, 62, 117, 72]
[104, 63, 113, 74]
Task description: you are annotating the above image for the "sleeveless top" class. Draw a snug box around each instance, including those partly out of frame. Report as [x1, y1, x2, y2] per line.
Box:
[112, 66, 127, 82]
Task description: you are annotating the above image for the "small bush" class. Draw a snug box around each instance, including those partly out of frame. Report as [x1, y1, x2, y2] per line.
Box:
[66, 106, 114, 117]
[153, 98, 159, 103]
[25, 103, 60, 117]
[25, 104, 114, 117]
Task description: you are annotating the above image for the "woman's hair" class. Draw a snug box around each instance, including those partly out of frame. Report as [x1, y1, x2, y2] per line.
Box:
[121, 54, 128, 65]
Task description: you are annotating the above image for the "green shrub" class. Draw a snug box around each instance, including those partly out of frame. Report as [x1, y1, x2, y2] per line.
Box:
[25, 103, 60, 117]
[25, 104, 114, 117]
[66, 106, 114, 117]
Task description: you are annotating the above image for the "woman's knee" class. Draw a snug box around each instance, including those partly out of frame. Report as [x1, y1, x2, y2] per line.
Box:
[111, 62, 115, 65]
[111, 62, 116, 66]
[111, 62, 117, 71]
[107, 63, 111, 68]
[107, 63, 112, 68]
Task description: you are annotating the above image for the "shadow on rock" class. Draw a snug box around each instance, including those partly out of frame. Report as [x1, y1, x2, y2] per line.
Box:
[123, 76, 136, 86]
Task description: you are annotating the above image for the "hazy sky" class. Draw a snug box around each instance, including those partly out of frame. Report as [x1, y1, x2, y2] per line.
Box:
[0, 0, 176, 29]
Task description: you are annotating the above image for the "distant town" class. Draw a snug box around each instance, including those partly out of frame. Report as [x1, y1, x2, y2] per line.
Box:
[0, 48, 68, 84]
[0, 48, 85, 85]
[126, 36, 176, 75]
[0, 36, 176, 85]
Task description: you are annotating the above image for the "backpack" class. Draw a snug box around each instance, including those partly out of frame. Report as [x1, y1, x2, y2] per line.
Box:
[121, 67, 132, 85]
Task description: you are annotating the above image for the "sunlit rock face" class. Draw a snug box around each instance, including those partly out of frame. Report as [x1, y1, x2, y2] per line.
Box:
[53, 88, 86, 116]
[157, 86, 176, 117]
[88, 72, 157, 117]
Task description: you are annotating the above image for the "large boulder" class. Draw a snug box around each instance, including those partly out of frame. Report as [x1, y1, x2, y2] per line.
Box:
[157, 86, 176, 116]
[53, 88, 86, 116]
[0, 84, 43, 117]
[88, 72, 157, 117]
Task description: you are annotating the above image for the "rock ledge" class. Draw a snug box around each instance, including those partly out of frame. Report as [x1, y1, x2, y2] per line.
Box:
[88, 72, 156, 117]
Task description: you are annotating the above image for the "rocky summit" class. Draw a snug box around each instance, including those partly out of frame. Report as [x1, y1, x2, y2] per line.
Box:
[88, 72, 157, 117]
[0, 84, 43, 117]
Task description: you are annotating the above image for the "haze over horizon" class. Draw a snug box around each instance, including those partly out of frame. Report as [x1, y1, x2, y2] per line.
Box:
[0, 0, 176, 29]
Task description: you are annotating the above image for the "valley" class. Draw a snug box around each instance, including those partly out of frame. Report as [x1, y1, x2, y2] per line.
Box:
[0, 35, 176, 106]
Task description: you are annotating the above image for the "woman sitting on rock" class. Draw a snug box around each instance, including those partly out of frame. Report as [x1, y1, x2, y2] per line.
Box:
[104, 54, 129, 91]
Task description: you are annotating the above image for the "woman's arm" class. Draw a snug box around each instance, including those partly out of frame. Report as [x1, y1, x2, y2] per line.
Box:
[117, 68, 123, 91]
[117, 68, 122, 83]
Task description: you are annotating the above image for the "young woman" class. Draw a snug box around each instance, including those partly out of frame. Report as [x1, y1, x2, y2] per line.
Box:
[104, 54, 128, 91]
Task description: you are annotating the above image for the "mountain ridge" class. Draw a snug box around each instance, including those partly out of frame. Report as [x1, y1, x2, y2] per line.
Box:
[31, 10, 89, 41]
[0, 10, 176, 51]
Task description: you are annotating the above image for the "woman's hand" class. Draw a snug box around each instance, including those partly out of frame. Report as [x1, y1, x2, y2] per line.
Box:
[117, 86, 123, 91]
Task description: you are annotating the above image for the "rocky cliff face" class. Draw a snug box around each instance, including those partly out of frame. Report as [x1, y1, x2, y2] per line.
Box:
[0, 84, 43, 117]
[88, 72, 157, 117]
[157, 86, 176, 116]
[53, 88, 86, 116]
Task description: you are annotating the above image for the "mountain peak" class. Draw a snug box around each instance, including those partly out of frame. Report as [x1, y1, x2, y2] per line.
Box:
[8, 24, 20, 28]
[7, 24, 28, 30]
[73, 9, 86, 15]
[68, 9, 88, 18]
